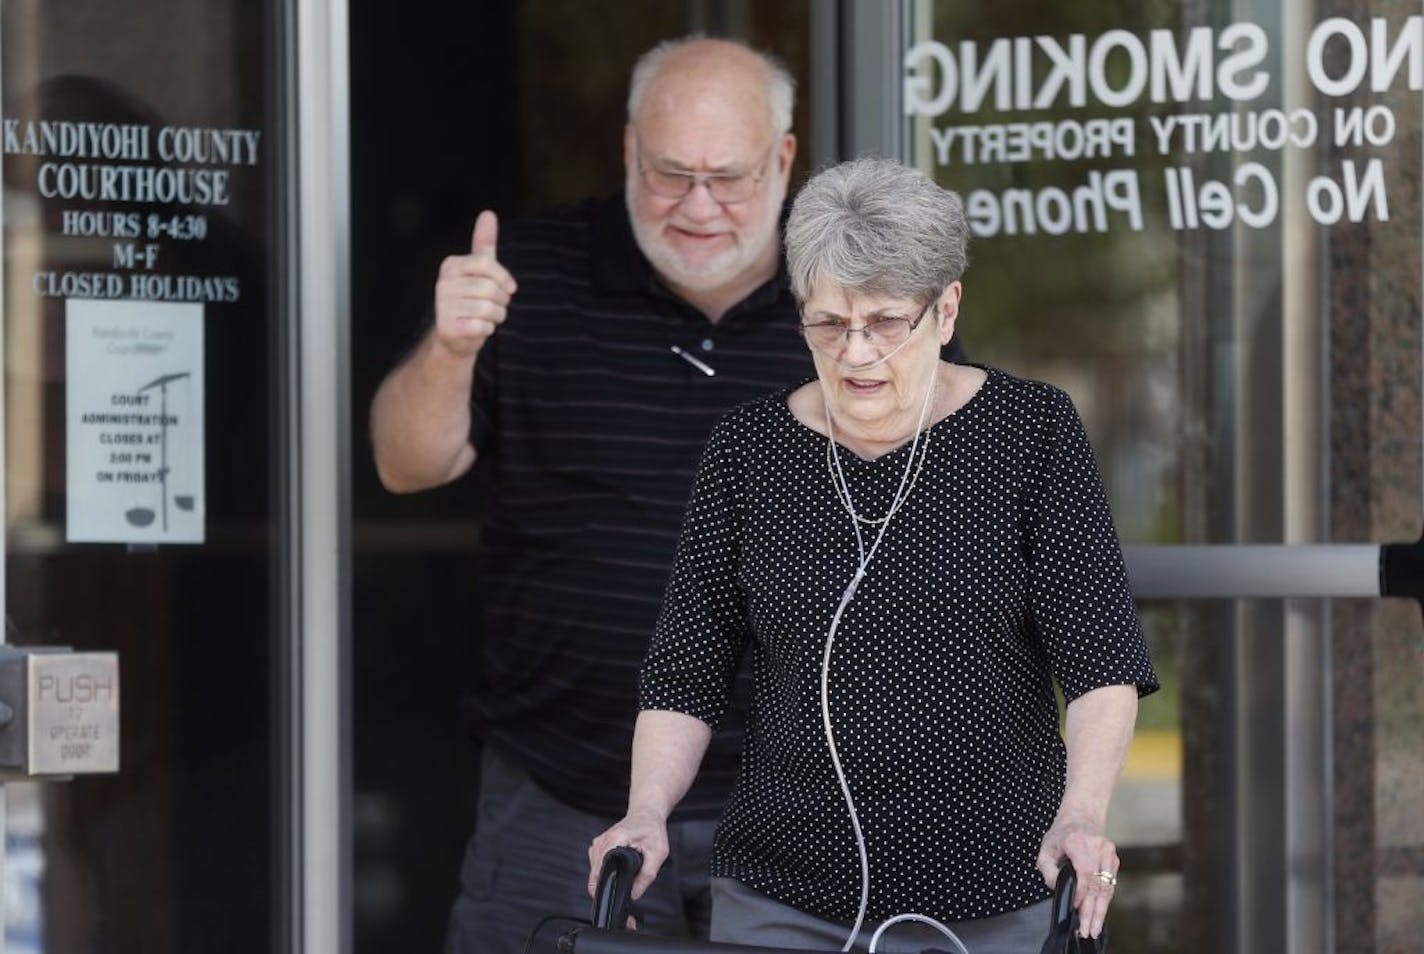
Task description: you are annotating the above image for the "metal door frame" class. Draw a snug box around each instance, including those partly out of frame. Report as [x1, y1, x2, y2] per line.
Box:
[288, 0, 351, 952]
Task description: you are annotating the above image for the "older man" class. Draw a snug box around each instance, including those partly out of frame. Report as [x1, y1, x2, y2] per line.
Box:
[371, 37, 811, 954]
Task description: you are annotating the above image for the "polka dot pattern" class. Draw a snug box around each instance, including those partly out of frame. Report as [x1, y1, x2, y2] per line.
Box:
[639, 365, 1159, 924]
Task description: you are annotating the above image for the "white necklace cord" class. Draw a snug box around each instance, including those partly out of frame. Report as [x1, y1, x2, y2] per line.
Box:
[819, 362, 939, 952]
[867, 913, 970, 954]
[826, 421, 933, 525]
[823, 363, 939, 555]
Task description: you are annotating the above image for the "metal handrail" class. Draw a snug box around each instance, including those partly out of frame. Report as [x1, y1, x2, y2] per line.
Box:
[1123, 533, 1423, 611]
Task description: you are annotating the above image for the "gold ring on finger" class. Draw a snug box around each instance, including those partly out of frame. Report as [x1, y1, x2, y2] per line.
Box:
[1095, 870, 1118, 887]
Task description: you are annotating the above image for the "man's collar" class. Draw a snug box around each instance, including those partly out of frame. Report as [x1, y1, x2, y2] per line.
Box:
[591, 190, 792, 316]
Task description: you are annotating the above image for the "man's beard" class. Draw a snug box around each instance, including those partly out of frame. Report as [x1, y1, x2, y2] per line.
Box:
[626, 177, 784, 294]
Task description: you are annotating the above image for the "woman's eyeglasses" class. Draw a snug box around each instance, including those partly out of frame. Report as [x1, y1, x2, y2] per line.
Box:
[798, 301, 934, 354]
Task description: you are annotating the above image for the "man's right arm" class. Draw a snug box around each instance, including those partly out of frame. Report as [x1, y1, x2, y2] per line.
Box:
[370, 210, 518, 494]
[370, 331, 480, 492]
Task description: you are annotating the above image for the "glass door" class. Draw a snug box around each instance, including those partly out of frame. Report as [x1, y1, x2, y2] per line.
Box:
[893, 1, 1424, 951]
[1, 1, 306, 951]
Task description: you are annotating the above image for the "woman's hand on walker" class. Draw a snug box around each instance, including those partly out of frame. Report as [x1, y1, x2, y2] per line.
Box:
[1036, 811, 1120, 940]
[588, 808, 670, 913]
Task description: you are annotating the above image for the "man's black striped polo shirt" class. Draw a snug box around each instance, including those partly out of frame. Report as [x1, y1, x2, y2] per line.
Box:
[463, 192, 814, 819]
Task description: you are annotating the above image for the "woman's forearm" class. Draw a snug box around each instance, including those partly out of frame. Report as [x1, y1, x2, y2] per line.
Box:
[588, 709, 714, 900]
[627, 709, 713, 819]
[1059, 683, 1138, 824]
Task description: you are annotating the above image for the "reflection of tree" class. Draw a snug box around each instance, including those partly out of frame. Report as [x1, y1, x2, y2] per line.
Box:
[915, 6, 1216, 953]
[924, 2, 1183, 549]
[922, 6, 1424, 954]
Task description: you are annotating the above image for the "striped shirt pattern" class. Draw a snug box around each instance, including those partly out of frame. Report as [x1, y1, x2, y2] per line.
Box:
[463, 194, 815, 818]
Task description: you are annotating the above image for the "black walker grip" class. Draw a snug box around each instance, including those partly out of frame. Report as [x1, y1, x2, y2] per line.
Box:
[1041, 859, 1107, 954]
[1052, 859, 1078, 930]
[591, 845, 644, 930]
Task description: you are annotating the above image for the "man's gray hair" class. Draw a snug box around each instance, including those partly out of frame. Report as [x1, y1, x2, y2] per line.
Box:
[785, 157, 970, 305]
[627, 36, 796, 135]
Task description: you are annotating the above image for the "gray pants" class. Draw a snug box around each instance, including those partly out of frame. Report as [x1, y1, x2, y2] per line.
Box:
[710, 876, 1052, 954]
[445, 746, 718, 954]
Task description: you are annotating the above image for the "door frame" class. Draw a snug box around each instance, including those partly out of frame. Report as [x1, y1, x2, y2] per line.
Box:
[289, 0, 352, 952]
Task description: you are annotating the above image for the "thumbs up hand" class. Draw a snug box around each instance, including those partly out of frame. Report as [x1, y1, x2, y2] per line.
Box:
[432, 209, 519, 360]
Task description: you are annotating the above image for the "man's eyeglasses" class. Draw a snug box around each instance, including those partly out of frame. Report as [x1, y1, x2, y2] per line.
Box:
[635, 137, 773, 204]
[798, 300, 935, 355]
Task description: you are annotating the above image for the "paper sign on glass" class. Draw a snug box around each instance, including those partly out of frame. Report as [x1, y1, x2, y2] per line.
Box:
[65, 299, 205, 544]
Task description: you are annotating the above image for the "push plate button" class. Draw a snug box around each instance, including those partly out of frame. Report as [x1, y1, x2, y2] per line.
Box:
[0, 647, 120, 777]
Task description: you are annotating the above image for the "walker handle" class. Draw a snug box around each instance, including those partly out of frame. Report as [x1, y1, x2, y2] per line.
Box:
[591, 846, 643, 930]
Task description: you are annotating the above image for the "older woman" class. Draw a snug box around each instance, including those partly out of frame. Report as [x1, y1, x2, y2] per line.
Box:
[589, 157, 1157, 954]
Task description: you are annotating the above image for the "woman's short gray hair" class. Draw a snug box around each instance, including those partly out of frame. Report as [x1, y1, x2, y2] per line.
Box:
[785, 157, 970, 305]
[627, 36, 795, 135]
